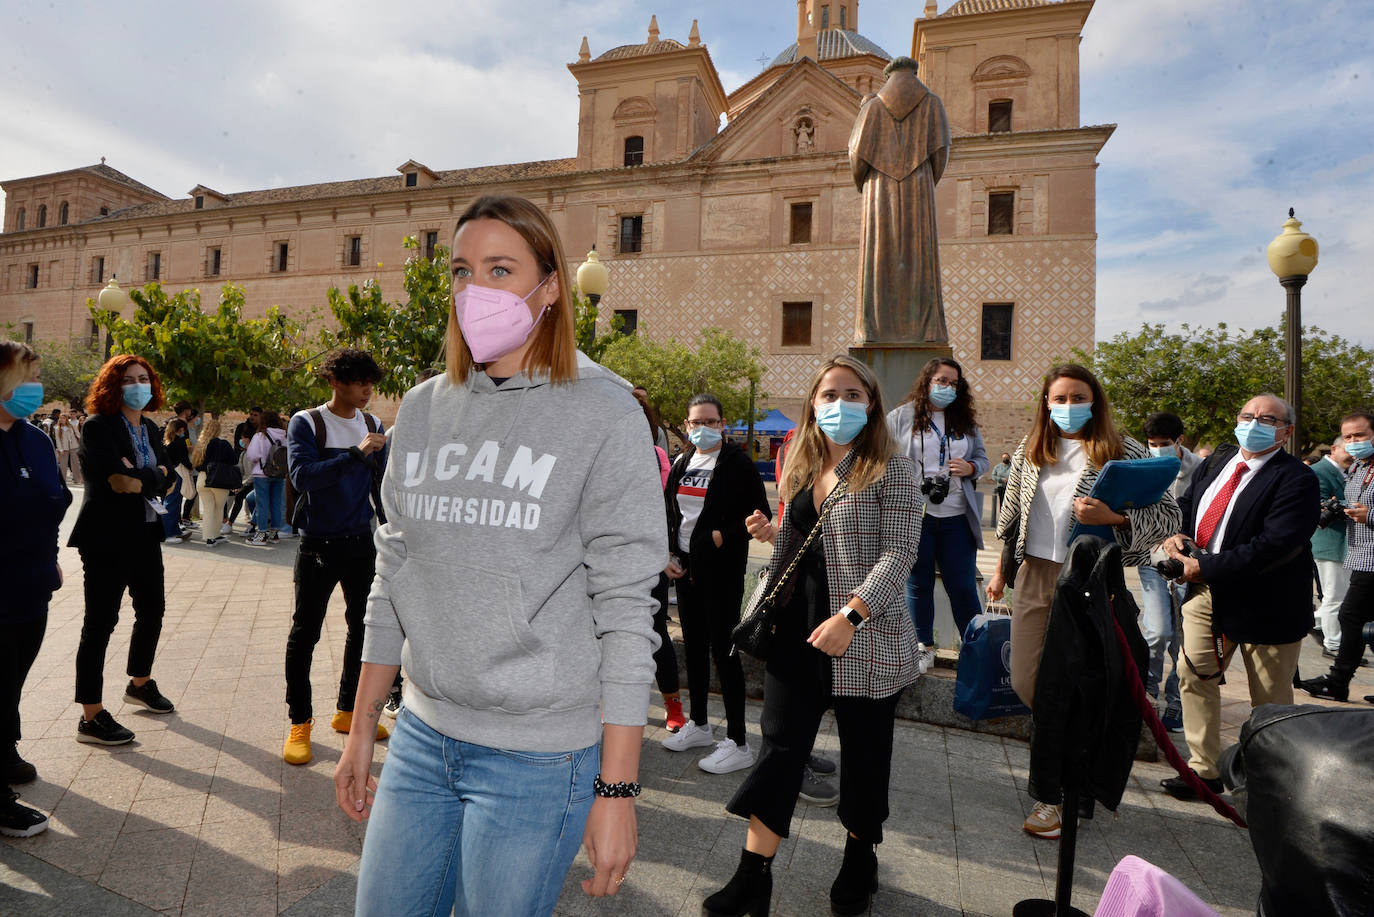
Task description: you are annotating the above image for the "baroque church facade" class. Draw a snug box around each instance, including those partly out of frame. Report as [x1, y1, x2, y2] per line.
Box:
[0, 0, 1110, 453]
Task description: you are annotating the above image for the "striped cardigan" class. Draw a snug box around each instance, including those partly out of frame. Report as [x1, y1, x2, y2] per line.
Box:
[996, 434, 1180, 566]
[753, 451, 922, 698]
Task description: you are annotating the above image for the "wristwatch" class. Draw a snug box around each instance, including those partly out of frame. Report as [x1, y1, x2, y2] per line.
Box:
[844, 608, 865, 629]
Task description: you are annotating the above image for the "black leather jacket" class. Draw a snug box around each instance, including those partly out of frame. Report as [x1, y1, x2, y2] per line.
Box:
[1028, 537, 1148, 814]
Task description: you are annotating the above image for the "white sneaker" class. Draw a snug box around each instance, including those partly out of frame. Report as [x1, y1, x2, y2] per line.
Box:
[916, 643, 935, 675]
[698, 739, 755, 774]
[662, 720, 715, 752]
[220, 522, 233, 535]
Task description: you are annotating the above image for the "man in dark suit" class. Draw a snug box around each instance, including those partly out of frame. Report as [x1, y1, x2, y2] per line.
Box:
[1158, 393, 1319, 800]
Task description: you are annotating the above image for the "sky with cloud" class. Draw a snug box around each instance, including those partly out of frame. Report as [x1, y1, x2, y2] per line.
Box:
[3, 0, 1370, 345]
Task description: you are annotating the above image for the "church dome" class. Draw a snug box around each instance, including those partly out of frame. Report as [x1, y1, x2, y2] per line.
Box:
[942, 0, 1055, 16]
[768, 28, 890, 68]
[594, 39, 687, 61]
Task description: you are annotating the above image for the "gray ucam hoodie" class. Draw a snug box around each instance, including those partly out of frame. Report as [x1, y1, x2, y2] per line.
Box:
[362, 353, 665, 752]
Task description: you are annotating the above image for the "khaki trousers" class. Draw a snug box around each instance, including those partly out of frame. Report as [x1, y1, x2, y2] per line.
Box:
[1009, 556, 1064, 709]
[196, 475, 230, 538]
[1178, 585, 1301, 779]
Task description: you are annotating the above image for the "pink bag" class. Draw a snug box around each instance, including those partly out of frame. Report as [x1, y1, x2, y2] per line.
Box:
[1092, 856, 1219, 917]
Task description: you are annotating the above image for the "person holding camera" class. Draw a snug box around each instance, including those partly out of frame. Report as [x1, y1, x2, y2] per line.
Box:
[1309, 436, 1353, 655]
[1138, 412, 1204, 732]
[986, 364, 1178, 839]
[1159, 394, 1319, 801]
[1300, 411, 1374, 703]
[886, 357, 988, 672]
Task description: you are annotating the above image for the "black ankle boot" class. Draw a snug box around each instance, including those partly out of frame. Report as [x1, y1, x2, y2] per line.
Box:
[702, 848, 773, 917]
[829, 833, 877, 916]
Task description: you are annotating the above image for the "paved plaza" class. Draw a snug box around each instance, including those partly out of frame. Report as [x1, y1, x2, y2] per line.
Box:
[3, 487, 1369, 916]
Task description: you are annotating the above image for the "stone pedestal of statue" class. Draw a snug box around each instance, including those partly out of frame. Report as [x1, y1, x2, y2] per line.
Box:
[850, 341, 954, 410]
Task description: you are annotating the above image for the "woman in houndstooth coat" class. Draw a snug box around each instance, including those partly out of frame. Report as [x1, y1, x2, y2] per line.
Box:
[703, 355, 921, 917]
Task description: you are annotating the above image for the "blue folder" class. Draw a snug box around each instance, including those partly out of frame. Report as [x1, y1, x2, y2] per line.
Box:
[1066, 455, 1180, 546]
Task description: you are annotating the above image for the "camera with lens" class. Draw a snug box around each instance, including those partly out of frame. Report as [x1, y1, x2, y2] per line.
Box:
[921, 476, 950, 505]
[1317, 495, 1348, 530]
[1155, 537, 1206, 580]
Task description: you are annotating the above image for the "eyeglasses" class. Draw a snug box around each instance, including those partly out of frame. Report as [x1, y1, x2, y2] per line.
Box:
[931, 376, 959, 386]
[685, 419, 723, 430]
[1236, 412, 1286, 427]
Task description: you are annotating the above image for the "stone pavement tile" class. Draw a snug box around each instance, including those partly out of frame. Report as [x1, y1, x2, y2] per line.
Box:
[123, 793, 209, 833]
[279, 805, 364, 851]
[106, 825, 200, 870]
[1162, 818, 1259, 911]
[50, 787, 134, 836]
[135, 766, 215, 801]
[276, 841, 359, 898]
[5, 827, 121, 878]
[182, 891, 278, 917]
[872, 889, 966, 916]
[0, 841, 162, 917]
[152, 743, 223, 772]
[201, 786, 280, 825]
[23, 733, 98, 761]
[874, 840, 960, 907]
[942, 730, 1009, 765]
[958, 862, 1050, 916]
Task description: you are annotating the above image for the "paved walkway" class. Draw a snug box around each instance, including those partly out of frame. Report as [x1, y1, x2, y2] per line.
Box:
[3, 490, 1369, 916]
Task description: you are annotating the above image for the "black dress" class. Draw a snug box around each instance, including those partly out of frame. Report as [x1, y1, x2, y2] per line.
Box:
[766, 486, 832, 690]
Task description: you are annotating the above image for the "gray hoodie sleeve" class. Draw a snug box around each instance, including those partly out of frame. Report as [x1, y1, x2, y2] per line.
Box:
[362, 437, 408, 666]
[579, 407, 667, 727]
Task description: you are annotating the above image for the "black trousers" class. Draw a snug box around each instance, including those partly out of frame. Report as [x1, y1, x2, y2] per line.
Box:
[286, 533, 375, 724]
[676, 557, 747, 745]
[651, 573, 680, 695]
[3, 611, 48, 748]
[75, 540, 166, 704]
[1332, 569, 1374, 682]
[727, 645, 902, 844]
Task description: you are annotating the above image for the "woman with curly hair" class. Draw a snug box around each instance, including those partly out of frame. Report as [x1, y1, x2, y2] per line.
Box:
[69, 355, 177, 747]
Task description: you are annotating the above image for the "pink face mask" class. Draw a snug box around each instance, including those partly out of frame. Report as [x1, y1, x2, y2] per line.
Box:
[453, 275, 551, 364]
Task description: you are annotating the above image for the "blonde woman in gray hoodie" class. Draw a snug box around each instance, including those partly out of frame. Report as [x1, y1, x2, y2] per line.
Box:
[334, 196, 665, 916]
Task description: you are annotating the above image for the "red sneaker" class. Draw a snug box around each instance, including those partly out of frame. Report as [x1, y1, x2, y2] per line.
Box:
[664, 696, 687, 733]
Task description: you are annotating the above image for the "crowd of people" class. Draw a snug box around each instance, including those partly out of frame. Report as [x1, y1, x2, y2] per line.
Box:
[2, 193, 1371, 917]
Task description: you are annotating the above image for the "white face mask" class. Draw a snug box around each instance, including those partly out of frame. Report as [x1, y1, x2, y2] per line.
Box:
[1148, 444, 1176, 459]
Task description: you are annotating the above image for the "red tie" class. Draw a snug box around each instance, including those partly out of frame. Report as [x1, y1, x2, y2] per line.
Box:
[1196, 462, 1249, 548]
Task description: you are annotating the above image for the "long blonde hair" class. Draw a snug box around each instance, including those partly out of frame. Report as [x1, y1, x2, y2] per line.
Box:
[780, 355, 896, 500]
[1025, 363, 1125, 468]
[446, 195, 577, 386]
[191, 415, 222, 467]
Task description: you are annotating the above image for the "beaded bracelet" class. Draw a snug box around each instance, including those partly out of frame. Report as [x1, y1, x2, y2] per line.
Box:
[593, 775, 642, 798]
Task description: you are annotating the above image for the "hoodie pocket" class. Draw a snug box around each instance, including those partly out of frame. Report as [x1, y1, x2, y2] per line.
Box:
[390, 556, 550, 712]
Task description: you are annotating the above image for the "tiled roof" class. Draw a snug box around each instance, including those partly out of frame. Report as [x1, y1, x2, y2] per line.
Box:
[89, 158, 580, 223]
[769, 29, 891, 68]
[594, 39, 686, 61]
[942, 0, 1056, 16]
[0, 162, 169, 200]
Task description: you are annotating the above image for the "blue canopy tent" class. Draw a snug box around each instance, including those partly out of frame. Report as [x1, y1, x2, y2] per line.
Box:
[724, 408, 796, 436]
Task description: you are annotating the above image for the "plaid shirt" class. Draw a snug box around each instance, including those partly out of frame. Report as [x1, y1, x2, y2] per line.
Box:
[755, 451, 922, 698]
[1344, 457, 1374, 572]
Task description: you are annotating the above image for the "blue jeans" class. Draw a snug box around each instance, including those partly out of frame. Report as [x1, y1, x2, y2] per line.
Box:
[161, 474, 183, 538]
[356, 708, 598, 917]
[251, 476, 284, 532]
[905, 513, 983, 647]
[1137, 565, 1182, 706]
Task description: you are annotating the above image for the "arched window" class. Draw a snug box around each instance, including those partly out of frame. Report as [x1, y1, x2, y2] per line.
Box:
[59, 201, 69, 225]
[37, 204, 47, 228]
[15, 208, 23, 230]
[624, 135, 644, 167]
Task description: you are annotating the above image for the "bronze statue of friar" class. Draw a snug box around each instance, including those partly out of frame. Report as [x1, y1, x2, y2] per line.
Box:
[848, 56, 952, 345]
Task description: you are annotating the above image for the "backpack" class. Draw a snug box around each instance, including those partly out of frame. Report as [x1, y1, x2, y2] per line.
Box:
[263, 433, 289, 478]
[285, 409, 387, 526]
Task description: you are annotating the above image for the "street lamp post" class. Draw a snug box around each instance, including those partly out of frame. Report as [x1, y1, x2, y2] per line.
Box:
[96, 276, 128, 359]
[1266, 209, 1319, 456]
[576, 246, 609, 308]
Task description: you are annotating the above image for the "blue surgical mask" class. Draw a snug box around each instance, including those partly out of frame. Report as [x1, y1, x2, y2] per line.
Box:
[687, 425, 722, 450]
[1344, 439, 1373, 461]
[1148, 444, 1176, 459]
[122, 382, 152, 411]
[815, 401, 869, 445]
[1234, 420, 1277, 453]
[1, 382, 44, 419]
[929, 384, 957, 409]
[1049, 402, 1092, 434]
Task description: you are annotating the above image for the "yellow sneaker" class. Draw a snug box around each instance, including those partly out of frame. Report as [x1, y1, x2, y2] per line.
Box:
[283, 720, 313, 765]
[330, 709, 389, 740]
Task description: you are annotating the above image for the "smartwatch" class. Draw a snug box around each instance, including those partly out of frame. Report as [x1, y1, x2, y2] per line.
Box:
[844, 608, 865, 629]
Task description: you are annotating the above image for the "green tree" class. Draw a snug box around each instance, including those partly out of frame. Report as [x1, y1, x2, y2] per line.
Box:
[599, 328, 766, 442]
[89, 282, 328, 415]
[1077, 318, 1374, 454]
[32, 339, 104, 408]
[572, 289, 627, 363]
[322, 236, 450, 396]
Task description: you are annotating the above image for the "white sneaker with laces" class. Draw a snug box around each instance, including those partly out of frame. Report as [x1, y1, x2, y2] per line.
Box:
[220, 522, 233, 535]
[915, 643, 935, 675]
[698, 739, 755, 774]
[662, 720, 715, 752]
